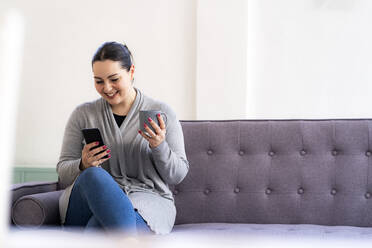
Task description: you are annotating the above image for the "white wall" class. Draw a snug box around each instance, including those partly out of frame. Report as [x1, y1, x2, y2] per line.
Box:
[1, 0, 196, 168]
[196, 0, 247, 120]
[4, 0, 372, 169]
[247, 0, 372, 119]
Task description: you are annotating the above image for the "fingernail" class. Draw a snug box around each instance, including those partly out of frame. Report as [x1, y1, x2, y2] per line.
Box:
[95, 142, 99, 145]
[103, 145, 107, 149]
[144, 123, 147, 128]
[157, 113, 160, 117]
[148, 117, 152, 122]
[108, 154, 111, 158]
[138, 130, 142, 134]
[107, 149, 111, 153]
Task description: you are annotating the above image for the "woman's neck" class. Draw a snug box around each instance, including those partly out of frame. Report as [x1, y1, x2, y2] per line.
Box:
[111, 88, 137, 116]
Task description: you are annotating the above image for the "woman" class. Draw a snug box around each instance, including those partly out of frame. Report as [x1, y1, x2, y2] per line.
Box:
[57, 41, 189, 237]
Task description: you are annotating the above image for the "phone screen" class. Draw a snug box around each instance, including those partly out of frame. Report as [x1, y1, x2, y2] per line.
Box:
[81, 128, 109, 159]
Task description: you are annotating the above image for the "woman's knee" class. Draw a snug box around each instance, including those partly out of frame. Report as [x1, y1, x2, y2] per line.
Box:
[76, 166, 112, 187]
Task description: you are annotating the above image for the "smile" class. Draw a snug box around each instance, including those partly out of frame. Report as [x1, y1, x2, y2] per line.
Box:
[106, 91, 118, 98]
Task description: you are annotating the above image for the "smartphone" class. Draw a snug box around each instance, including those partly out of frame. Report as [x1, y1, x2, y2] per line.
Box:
[81, 128, 109, 159]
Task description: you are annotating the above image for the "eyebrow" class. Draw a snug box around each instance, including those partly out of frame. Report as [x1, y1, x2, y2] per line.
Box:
[94, 73, 118, 80]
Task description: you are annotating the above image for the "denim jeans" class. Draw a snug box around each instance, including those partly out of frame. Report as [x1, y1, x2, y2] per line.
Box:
[64, 166, 153, 237]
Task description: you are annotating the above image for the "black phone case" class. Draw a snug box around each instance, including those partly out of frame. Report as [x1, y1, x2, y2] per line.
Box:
[81, 128, 109, 159]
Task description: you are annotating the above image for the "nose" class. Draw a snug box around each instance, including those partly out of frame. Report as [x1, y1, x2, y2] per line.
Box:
[102, 81, 112, 93]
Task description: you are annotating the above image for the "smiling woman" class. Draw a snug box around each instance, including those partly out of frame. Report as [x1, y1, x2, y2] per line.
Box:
[92, 43, 137, 117]
[56, 41, 190, 237]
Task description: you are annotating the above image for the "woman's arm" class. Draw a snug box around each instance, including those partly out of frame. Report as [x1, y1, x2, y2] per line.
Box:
[150, 105, 189, 185]
[56, 107, 84, 188]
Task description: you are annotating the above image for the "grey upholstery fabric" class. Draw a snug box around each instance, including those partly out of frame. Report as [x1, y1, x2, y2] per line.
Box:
[10, 181, 58, 225]
[172, 223, 372, 237]
[12, 190, 63, 227]
[10, 119, 372, 230]
[11, 181, 59, 206]
[166, 223, 372, 245]
[169, 120, 372, 227]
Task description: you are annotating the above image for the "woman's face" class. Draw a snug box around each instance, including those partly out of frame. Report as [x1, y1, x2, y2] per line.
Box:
[92, 59, 134, 106]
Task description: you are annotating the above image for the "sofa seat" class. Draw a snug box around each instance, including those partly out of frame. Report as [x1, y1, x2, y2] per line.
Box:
[155, 223, 372, 247]
[172, 223, 372, 238]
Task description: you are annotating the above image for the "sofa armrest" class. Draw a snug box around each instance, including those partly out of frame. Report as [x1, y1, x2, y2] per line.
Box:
[10, 181, 59, 225]
[12, 190, 63, 227]
[11, 181, 59, 206]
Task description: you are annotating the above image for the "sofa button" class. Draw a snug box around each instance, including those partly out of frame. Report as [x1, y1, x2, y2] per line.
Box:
[204, 189, 210, 195]
[269, 151, 275, 157]
[234, 187, 240, 193]
[239, 150, 245, 156]
[265, 188, 272, 194]
[366, 151, 372, 157]
[300, 150, 307, 156]
[365, 192, 371, 199]
[298, 188, 304, 194]
[332, 150, 338, 156]
[207, 150, 213, 155]
[331, 189, 337, 195]
[173, 189, 179, 195]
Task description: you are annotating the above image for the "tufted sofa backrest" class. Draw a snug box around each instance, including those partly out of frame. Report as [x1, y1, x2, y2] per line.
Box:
[170, 120, 372, 227]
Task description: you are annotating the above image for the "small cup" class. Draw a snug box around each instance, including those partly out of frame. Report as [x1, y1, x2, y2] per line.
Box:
[139, 110, 168, 135]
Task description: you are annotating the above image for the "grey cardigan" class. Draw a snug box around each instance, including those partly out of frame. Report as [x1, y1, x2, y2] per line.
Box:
[56, 87, 189, 234]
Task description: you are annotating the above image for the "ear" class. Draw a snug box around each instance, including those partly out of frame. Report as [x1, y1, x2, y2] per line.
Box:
[130, 65, 135, 81]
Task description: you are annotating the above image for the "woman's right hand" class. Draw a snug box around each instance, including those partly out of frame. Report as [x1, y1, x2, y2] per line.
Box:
[80, 142, 111, 170]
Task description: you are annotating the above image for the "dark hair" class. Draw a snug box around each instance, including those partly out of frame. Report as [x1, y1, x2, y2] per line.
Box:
[91, 41, 134, 72]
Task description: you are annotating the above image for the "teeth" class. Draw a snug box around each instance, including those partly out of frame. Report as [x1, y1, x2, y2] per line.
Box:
[106, 92, 117, 97]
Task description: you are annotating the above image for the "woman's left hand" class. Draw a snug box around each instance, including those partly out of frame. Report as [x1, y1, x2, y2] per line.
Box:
[138, 113, 166, 148]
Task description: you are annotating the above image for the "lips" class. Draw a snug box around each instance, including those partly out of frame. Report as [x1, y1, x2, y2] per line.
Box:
[105, 91, 118, 99]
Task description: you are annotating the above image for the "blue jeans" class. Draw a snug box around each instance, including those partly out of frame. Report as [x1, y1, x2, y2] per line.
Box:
[64, 166, 153, 237]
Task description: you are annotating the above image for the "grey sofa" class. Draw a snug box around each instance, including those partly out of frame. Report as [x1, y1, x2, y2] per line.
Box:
[10, 119, 372, 241]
